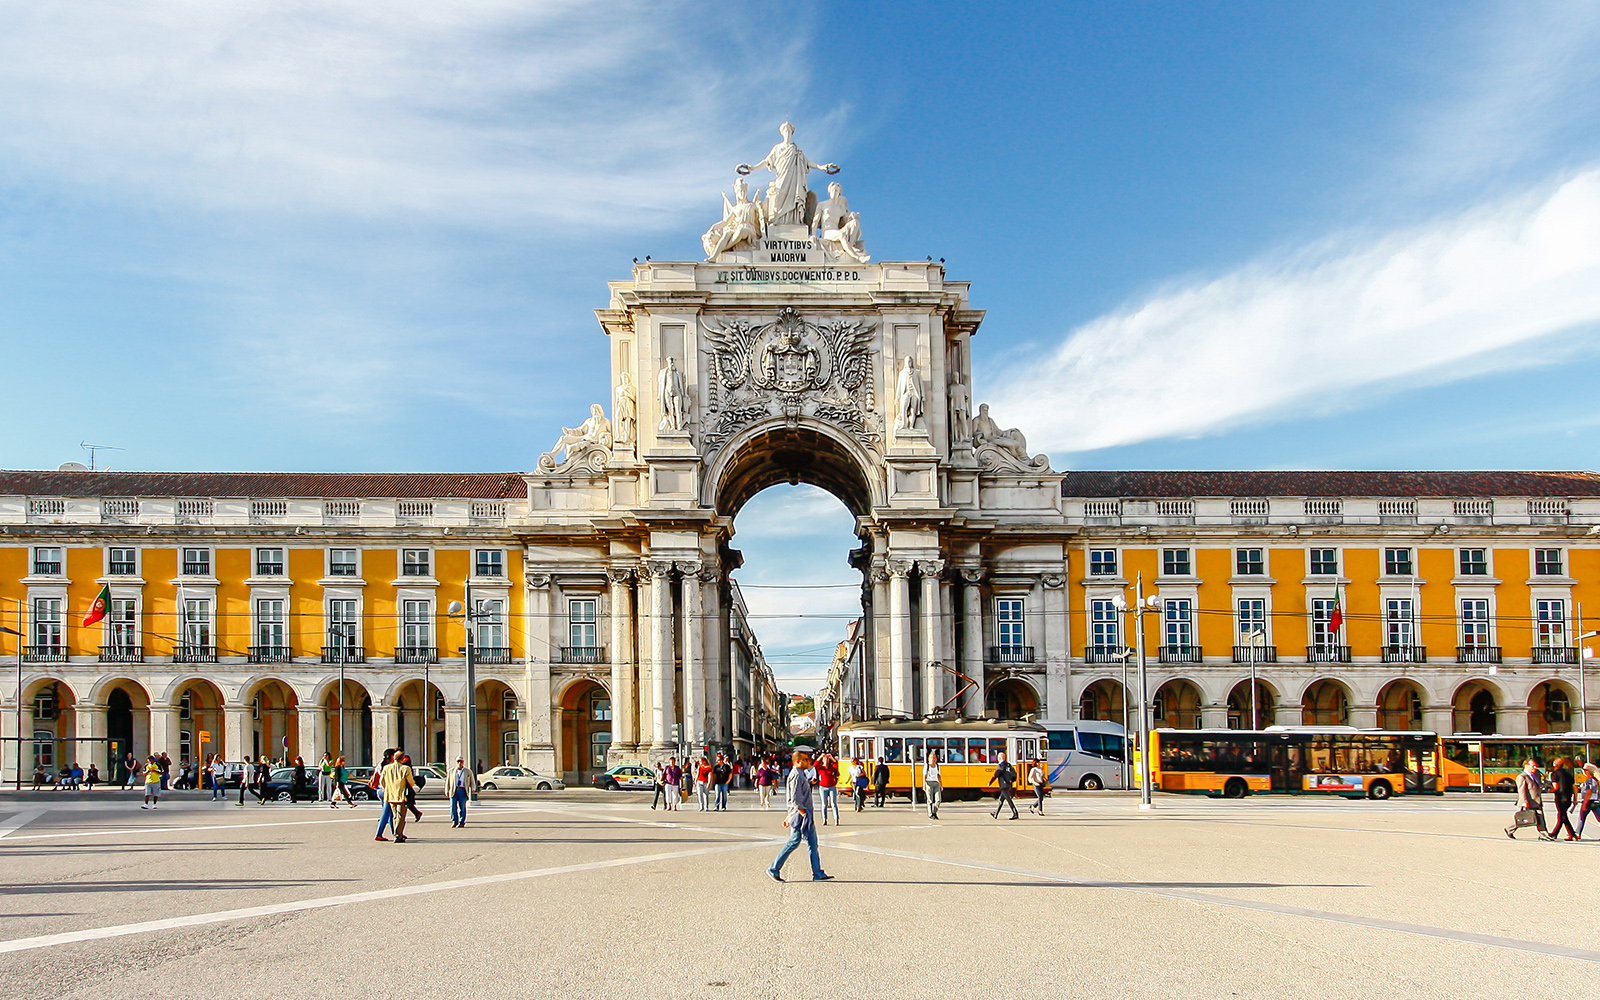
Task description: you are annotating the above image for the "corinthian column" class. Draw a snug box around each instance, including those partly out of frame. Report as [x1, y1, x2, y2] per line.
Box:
[919, 560, 946, 715]
[959, 568, 985, 719]
[887, 560, 913, 716]
[607, 567, 637, 754]
[646, 560, 676, 753]
[679, 560, 704, 750]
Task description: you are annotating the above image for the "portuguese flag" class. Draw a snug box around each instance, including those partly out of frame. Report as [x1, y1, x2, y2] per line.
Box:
[82, 584, 110, 627]
[1328, 590, 1344, 633]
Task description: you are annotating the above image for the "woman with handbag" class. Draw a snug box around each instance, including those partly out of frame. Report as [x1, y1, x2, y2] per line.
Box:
[1506, 758, 1553, 841]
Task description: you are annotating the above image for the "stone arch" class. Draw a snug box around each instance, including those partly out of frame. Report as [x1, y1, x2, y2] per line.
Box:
[390, 677, 445, 764]
[1300, 678, 1352, 726]
[1528, 678, 1578, 735]
[95, 677, 152, 777]
[242, 678, 299, 762]
[1453, 679, 1502, 735]
[1376, 678, 1428, 731]
[170, 678, 227, 762]
[559, 678, 611, 784]
[321, 677, 374, 767]
[20, 676, 76, 776]
[1227, 678, 1278, 728]
[706, 418, 880, 518]
[1077, 677, 1125, 725]
[1153, 678, 1202, 729]
[986, 677, 1040, 720]
[475, 679, 523, 770]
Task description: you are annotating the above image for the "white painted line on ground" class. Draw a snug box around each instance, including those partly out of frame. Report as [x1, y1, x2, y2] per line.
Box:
[0, 838, 772, 955]
[830, 842, 1600, 965]
[0, 808, 46, 840]
[0, 805, 550, 843]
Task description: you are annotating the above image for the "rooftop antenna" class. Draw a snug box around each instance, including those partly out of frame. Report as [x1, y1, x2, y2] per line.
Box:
[80, 442, 124, 472]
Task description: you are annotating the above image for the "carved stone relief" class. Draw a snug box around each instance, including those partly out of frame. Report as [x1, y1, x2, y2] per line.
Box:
[701, 307, 880, 455]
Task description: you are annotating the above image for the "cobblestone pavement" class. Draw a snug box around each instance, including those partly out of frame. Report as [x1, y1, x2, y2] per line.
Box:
[0, 787, 1595, 999]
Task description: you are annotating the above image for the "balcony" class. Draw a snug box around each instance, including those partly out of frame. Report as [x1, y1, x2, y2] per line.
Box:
[249, 645, 292, 664]
[1084, 645, 1126, 664]
[1159, 645, 1203, 664]
[1382, 645, 1427, 664]
[175, 645, 217, 664]
[1457, 645, 1503, 665]
[181, 562, 211, 576]
[395, 646, 439, 664]
[23, 645, 66, 664]
[988, 645, 1036, 664]
[321, 646, 367, 664]
[1233, 645, 1277, 664]
[559, 646, 607, 665]
[474, 646, 513, 665]
[99, 645, 144, 663]
[1533, 646, 1579, 665]
[1306, 645, 1351, 663]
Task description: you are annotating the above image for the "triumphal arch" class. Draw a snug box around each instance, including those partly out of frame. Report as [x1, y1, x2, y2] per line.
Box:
[528, 124, 1065, 766]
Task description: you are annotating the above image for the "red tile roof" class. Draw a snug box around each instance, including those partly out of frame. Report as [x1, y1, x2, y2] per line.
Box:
[0, 470, 526, 500]
[1060, 470, 1600, 498]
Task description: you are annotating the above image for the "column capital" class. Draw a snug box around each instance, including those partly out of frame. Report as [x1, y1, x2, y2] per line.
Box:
[643, 559, 676, 580]
[916, 559, 946, 579]
[526, 573, 553, 590]
[674, 559, 701, 577]
[886, 559, 914, 579]
[1041, 573, 1066, 589]
[958, 567, 985, 584]
[606, 566, 636, 585]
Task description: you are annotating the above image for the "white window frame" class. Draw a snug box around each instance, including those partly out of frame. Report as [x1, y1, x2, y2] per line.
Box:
[1536, 599, 1567, 648]
[1163, 598, 1194, 650]
[1235, 548, 1265, 576]
[1384, 598, 1415, 649]
[32, 546, 64, 577]
[1384, 547, 1414, 577]
[255, 547, 286, 577]
[1088, 549, 1118, 577]
[1090, 599, 1120, 650]
[327, 599, 359, 648]
[402, 599, 432, 650]
[255, 599, 287, 650]
[401, 548, 431, 578]
[995, 597, 1025, 650]
[1308, 548, 1339, 577]
[180, 546, 212, 577]
[106, 547, 138, 576]
[31, 597, 63, 649]
[182, 598, 213, 650]
[1460, 598, 1491, 648]
[1457, 548, 1489, 577]
[476, 598, 506, 650]
[108, 598, 139, 649]
[1310, 598, 1340, 649]
[474, 549, 505, 578]
[1236, 598, 1267, 645]
[1160, 548, 1192, 577]
[1534, 548, 1565, 577]
[568, 598, 598, 650]
[328, 548, 360, 577]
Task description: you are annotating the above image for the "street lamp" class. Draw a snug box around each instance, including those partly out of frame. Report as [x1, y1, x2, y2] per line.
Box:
[1576, 627, 1598, 733]
[1113, 574, 1161, 811]
[448, 583, 487, 801]
[1, 624, 21, 791]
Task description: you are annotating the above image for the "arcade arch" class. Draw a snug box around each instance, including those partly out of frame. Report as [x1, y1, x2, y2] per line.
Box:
[1528, 680, 1577, 735]
[476, 679, 521, 770]
[1227, 679, 1276, 729]
[1453, 680, 1500, 735]
[1301, 679, 1351, 726]
[174, 679, 226, 763]
[986, 677, 1039, 720]
[1153, 679, 1201, 729]
[322, 679, 373, 766]
[100, 678, 151, 776]
[1077, 678, 1125, 726]
[559, 678, 611, 784]
[1376, 679, 1426, 731]
[242, 679, 297, 762]
[392, 679, 445, 764]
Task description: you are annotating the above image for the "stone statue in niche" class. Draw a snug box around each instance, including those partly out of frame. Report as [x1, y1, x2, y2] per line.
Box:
[658, 356, 690, 432]
[948, 372, 972, 447]
[702, 176, 765, 259]
[737, 122, 838, 227]
[613, 372, 636, 447]
[895, 356, 924, 431]
[540, 404, 612, 471]
[972, 403, 1033, 461]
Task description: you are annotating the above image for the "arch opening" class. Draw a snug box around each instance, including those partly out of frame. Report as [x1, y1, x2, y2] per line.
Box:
[1301, 679, 1351, 726]
[712, 423, 874, 519]
[1454, 680, 1500, 735]
[1377, 679, 1427, 731]
[1227, 680, 1277, 728]
[1528, 680, 1577, 735]
[1078, 679, 1126, 726]
[477, 680, 523, 772]
[986, 678, 1039, 721]
[1153, 679, 1202, 729]
[560, 679, 610, 784]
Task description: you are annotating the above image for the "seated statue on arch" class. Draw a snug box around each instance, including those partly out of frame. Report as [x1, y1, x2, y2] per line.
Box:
[820, 210, 869, 264]
[702, 177, 765, 259]
[972, 403, 1030, 462]
[543, 404, 613, 468]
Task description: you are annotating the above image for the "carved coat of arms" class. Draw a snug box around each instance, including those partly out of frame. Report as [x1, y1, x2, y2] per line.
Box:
[702, 307, 877, 452]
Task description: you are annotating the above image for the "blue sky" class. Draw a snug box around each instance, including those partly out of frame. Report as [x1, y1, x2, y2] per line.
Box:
[4, 1, 1600, 690]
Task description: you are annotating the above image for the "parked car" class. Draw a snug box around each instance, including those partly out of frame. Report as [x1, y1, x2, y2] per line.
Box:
[593, 764, 656, 791]
[259, 767, 321, 802]
[479, 766, 565, 791]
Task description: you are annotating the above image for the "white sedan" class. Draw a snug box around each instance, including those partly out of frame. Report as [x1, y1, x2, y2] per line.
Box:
[478, 766, 565, 791]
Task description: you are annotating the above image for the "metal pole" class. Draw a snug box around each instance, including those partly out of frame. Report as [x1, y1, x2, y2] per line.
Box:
[465, 579, 479, 801]
[10, 622, 22, 791]
[1120, 650, 1130, 790]
[1579, 604, 1588, 732]
[1135, 573, 1153, 810]
[1251, 657, 1259, 730]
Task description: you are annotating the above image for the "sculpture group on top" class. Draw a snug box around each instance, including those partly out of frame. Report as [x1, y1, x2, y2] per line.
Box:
[701, 123, 868, 263]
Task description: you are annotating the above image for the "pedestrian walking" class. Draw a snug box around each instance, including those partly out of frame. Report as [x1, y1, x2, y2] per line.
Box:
[766, 747, 832, 883]
[696, 756, 713, 811]
[1548, 757, 1580, 841]
[650, 761, 668, 810]
[237, 755, 252, 805]
[1506, 758, 1552, 841]
[923, 750, 942, 820]
[377, 753, 415, 842]
[849, 757, 868, 812]
[253, 755, 271, 804]
[402, 754, 424, 822]
[140, 756, 162, 809]
[662, 757, 682, 811]
[1027, 758, 1047, 815]
[989, 752, 1019, 820]
[209, 755, 229, 801]
[817, 753, 841, 825]
[158, 752, 171, 790]
[331, 756, 356, 807]
[291, 756, 309, 804]
[872, 757, 890, 807]
[318, 752, 334, 804]
[1576, 763, 1600, 839]
[121, 751, 138, 790]
[447, 757, 477, 828]
[759, 758, 777, 810]
[371, 749, 396, 831]
[712, 753, 733, 811]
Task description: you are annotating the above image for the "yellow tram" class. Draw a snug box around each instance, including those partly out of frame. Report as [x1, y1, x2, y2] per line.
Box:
[835, 719, 1048, 798]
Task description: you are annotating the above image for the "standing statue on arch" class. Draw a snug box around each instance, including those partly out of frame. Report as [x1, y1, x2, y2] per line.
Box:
[895, 356, 924, 432]
[738, 122, 839, 227]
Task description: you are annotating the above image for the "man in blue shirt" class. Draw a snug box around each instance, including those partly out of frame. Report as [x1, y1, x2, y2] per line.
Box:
[767, 747, 833, 883]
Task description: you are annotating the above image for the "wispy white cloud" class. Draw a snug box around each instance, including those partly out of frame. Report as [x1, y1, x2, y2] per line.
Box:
[0, 1, 825, 228]
[991, 167, 1600, 456]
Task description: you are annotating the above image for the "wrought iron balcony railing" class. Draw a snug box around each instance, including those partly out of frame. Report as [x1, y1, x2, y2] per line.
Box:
[988, 646, 1036, 664]
[395, 646, 439, 664]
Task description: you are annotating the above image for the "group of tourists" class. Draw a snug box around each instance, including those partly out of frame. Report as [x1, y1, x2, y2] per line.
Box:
[32, 761, 101, 790]
[369, 749, 479, 843]
[1505, 757, 1600, 841]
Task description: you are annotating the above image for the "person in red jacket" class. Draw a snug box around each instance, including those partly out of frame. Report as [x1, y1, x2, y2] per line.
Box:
[816, 753, 841, 825]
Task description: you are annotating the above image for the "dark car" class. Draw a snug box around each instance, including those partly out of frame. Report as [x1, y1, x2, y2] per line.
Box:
[259, 767, 322, 802]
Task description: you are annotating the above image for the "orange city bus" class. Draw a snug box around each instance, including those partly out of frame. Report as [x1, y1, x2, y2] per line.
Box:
[1145, 726, 1441, 800]
[1439, 734, 1600, 791]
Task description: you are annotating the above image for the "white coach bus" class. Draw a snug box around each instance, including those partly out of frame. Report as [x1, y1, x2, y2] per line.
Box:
[1040, 720, 1127, 790]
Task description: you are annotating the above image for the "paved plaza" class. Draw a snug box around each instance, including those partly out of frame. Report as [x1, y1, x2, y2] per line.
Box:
[1, 788, 1596, 998]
